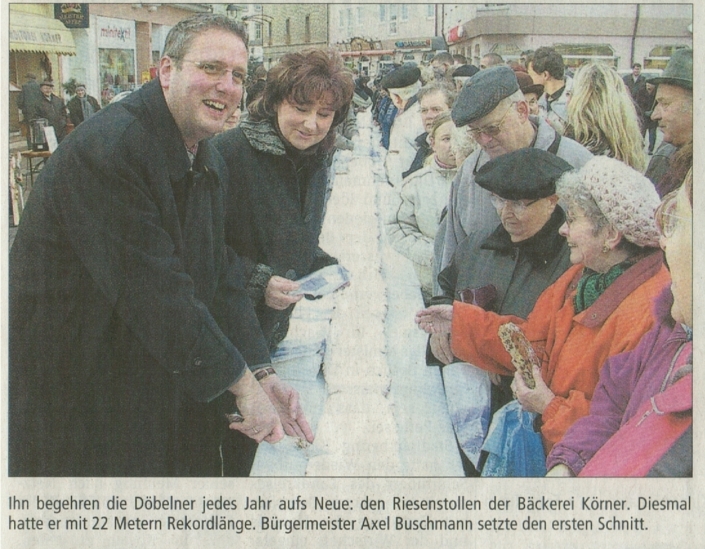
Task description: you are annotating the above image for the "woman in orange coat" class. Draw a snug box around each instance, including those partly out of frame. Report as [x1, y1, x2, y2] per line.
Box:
[417, 156, 670, 454]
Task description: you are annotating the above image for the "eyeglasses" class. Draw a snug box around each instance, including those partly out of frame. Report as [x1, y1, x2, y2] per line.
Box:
[181, 59, 245, 86]
[467, 103, 515, 138]
[655, 190, 690, 238]
[490, 194, 540, 214]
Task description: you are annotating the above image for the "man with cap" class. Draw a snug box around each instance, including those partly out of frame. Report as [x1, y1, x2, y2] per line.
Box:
[429, 148, 574, 476]
[439, 65, 591, 271]
[644, 48, 693, 197]
[67, 84, 101, 127]
[515, 70, 544, 116]
[382, 64, 424, 188]
[452, 64, 479, 93]
[16, 73, 43, 148]
[34, 80, 69, 143]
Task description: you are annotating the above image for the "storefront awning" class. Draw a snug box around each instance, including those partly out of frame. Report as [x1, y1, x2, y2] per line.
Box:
[10, 11, 76, 55]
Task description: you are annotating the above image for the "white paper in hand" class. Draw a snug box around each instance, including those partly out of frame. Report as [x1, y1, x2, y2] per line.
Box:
[289, 265, 351, 297]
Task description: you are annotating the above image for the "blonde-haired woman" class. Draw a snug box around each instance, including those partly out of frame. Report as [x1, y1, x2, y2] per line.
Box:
[566, 63, 646, 172]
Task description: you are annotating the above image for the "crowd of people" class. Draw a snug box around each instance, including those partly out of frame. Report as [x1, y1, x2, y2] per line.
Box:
[9, 11, 693, 478]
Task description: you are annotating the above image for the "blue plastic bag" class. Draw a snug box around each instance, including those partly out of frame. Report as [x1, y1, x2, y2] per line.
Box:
[480, 400, 547, 477]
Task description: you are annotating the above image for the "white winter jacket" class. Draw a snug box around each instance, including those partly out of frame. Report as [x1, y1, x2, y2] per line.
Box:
[386, 159, 457, 297]
[384, 100, 424, 189]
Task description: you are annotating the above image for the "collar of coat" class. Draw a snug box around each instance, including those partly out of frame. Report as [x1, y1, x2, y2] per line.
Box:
[127, 79, 218, 182]
[571, 250, 665, 329]
[239, 115, 330, 165]
[239, 116, 288, 156]
[481, 206, 566, 266]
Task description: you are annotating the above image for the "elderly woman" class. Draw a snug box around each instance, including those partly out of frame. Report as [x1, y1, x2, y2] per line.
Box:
[212, 48, 353, 473]
[428, 148, 574, 475]
[416, 156, 670, 457]
[548, 170, 693, 477]
[565, 63, 646, 172]
[386, 113, 458, 303]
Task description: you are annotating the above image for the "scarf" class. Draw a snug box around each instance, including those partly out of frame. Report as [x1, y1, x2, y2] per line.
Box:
[573, 257, 638, 313]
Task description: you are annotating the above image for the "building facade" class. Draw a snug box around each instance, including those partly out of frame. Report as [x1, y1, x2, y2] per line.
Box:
[329, 4, 443, 75]
[258, 4, 329, 68]
[445, 4, 692, 71]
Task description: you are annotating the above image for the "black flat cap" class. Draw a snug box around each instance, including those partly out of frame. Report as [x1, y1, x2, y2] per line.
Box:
[451, 65, 519, 127]
[381, 65, 421, 91]
[452, 64, 479, 78]
[475, 148, 572, 200]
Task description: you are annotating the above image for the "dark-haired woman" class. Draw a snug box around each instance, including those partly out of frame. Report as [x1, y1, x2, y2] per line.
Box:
[212, 48, 354, 474]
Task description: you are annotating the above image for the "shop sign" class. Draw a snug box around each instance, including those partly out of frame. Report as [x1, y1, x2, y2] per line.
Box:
[395, 39, 430, 49]
[54, 3, 89, 29]
[97, 16, 136, 49]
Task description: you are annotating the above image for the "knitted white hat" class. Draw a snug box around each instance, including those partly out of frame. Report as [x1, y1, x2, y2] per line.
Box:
[579, 156, 661, 248]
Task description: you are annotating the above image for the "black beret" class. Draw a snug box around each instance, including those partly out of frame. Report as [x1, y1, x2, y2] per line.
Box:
[451, 65, 519, 127]
[452, 64, 479, 78]
[475, 148, 573, 200]
[380, 65, 421, 91]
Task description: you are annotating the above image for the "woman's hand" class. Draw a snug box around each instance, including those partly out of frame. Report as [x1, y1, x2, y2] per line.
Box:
[415, 304, 453, 334]
[511, 364, 555, 415]
[430, 333, 454, 364]
[265, 275, 303, 310]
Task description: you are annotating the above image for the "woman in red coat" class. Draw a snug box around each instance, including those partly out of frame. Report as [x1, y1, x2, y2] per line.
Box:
[416, 156, 670, 456]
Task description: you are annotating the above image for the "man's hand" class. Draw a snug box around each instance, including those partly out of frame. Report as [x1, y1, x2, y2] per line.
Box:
[511, 364, 554, 415]
[259, 374, 314, 443]
[430, 333, 454, 364]
[265, 276, 303, 310]
[227, 370, 284, 444]
[415, 304, 453, 334]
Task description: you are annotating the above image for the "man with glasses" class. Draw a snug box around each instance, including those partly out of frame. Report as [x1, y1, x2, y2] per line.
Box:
[430, 148, 573, 476]
[439, 66, 592, 270]
[9, 14, 287, 477]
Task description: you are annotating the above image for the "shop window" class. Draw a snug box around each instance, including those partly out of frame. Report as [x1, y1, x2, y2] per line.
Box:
[99, 48, 136, 106]
[553, 44, 617, 70]
[644, 45, 689, 70]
